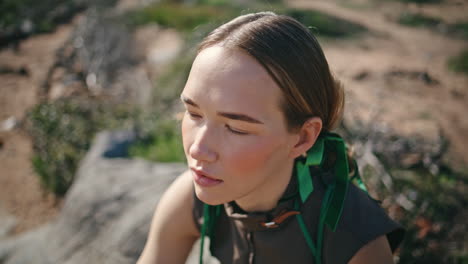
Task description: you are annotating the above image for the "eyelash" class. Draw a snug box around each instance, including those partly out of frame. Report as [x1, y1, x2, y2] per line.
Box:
[187, 111, 202, 119]
[226, 125, 248, 135]
[186, 111, 249, 135]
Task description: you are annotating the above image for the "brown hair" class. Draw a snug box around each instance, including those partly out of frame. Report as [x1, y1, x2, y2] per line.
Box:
[197, 11, 344, 132]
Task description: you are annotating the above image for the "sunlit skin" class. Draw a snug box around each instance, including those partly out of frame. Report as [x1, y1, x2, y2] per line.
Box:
[181, 46, 316, 212]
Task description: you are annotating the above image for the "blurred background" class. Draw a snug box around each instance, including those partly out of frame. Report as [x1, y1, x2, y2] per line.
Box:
[0, 0, 467, 263]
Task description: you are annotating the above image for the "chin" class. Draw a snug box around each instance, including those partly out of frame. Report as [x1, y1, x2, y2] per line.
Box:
[194, 185, 228, 206]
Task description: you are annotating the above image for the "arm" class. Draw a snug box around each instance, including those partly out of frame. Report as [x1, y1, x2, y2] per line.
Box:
[348, 235, 394, 264]
[137, 170, 200, 264]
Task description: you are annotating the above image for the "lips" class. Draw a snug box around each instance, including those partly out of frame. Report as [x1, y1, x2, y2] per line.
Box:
[191, 168, 223, 187]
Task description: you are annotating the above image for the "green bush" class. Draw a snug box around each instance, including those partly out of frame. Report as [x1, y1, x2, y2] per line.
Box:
[398, 12, 468, 40]
[196, 0, 232, 6]
[398, 12, 441, 28]
[129, 119, 185, 163]
[400, 0, 441, 3]
[27, 98, 135, 196]
[124, 2, 236, 31]
[284, 9, 367, 38]
[448, 49, 468, 75]
[393, 168, 468, 263]
[449, 22, 468, 40]
[0, 0, 86, 34]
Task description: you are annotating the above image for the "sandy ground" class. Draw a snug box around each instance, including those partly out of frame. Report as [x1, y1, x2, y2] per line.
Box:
[0, 0, 467, 236]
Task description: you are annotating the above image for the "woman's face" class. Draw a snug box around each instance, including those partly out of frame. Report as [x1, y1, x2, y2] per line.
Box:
[181, 46, 300, 211]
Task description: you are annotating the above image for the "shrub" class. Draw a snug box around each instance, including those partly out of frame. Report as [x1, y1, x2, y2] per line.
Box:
[393, 167, 468, 263]
[0, 0, 87, 47]
[129, 119, 185, 163]
[449, 22, 468, 40]
[284, 9, 366, 38]
[397, 0, 441, 3]
[398, 12, 441, 28]
[398, 12, 468, 40]
[448, 49, 468, 75]
[124, 2, 236, 32]
[27, 98, 135, 196]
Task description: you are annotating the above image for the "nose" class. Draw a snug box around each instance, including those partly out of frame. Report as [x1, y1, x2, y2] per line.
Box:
[188, 125, 218, 163]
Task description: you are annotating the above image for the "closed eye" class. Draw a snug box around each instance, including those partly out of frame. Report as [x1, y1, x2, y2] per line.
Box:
[187, 111, 202, 119]
[225, 124, 249, 135]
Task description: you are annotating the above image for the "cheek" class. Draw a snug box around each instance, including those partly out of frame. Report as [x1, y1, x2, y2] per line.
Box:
[224, 137, 284, 175]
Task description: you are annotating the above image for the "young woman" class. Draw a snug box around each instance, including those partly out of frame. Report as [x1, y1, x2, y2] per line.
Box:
[137, 12, 404, 264]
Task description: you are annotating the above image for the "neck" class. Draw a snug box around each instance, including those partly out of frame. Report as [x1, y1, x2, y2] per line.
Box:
[235, 160, 295, 212]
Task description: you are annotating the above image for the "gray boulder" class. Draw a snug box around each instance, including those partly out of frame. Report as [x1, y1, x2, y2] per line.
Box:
[0, 130, 188, 264]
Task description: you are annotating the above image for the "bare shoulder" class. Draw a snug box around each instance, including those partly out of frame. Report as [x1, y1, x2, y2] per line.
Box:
[153, 170, 198, 231]
[348, 235, 394, 264]
[137, 170, 199, 264]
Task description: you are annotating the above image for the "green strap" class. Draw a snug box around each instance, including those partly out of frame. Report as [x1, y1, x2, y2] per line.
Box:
[296, 210, 318, 258]
[199, 204, 210, 264]
[296, 133, 349, 232]
[200, 204, 222, 264]
[295, 185, 333, 264]
[350, 159, 368, 192]
[322, 135, 349, 231]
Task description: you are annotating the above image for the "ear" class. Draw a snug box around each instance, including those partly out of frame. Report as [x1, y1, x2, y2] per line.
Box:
[288, 117, 323, 159]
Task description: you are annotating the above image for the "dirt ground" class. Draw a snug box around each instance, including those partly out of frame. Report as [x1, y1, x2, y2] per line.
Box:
[288, 0, 468, 167]
[0, 23, 74, 233]
[0, 0, 467, 235]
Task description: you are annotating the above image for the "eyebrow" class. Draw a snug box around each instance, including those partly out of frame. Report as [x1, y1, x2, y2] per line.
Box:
[181, 95, 199, 108]
[181, 95, 264, 124]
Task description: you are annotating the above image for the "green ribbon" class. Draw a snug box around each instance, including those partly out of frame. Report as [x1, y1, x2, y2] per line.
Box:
[296, 137, 324, 203]
[295, 132, 350, 232]
[323, 135, 349, 231]
[200, 204, 221, 264]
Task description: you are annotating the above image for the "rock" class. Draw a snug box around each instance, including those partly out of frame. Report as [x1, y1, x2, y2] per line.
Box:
[384, 69, 439, 85]
[1, 117, 17, 131]
[353, 70, 370, 81]
[0, 66, 29, 76]
[0, 207, 16, 239]
[0, 130, 189, 264]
